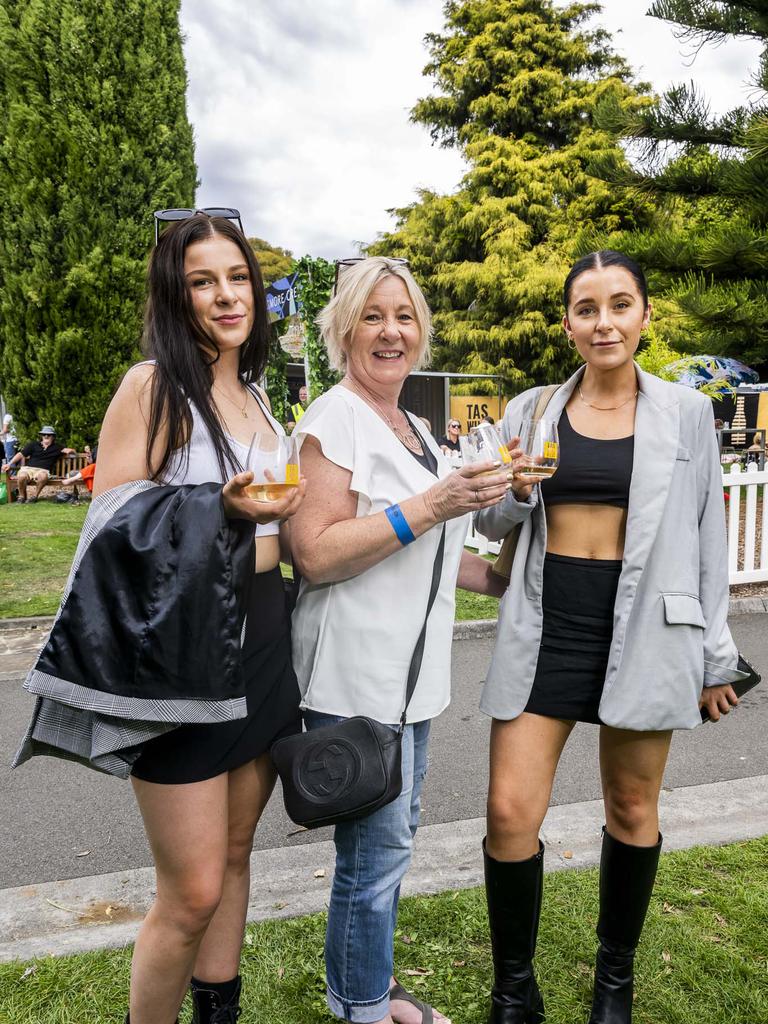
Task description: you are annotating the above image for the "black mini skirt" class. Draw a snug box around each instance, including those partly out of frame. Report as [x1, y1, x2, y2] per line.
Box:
[524, 553, 621, 725]
[132, 566, 301, 785]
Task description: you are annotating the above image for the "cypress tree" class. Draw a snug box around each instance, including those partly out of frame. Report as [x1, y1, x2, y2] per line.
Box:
[370, 0, 654, 391]
[0, 0, 196, 446]
[589, 0, 768, 365]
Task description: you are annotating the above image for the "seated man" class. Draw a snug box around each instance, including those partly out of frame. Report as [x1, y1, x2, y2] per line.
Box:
[2, 425, 75, 503]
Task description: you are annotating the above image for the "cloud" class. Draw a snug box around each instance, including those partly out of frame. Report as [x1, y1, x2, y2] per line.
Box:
[180, 0, 465, 259]
[180, 0, 764, 260]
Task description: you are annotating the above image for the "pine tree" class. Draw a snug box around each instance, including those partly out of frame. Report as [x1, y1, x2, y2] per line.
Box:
[589, 1, 768, 365]
[369, 0, 654, 390]
[0, 0, 196, 446]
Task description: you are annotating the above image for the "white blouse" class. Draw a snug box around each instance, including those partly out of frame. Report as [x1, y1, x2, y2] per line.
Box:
[292, 385, 468, 723]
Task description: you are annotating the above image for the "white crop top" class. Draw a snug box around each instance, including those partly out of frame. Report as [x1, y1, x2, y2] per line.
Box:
[161, 379, 283, 538]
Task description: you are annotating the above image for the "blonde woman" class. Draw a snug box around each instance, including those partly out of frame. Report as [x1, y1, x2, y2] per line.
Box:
[290, 257, 509, 1024]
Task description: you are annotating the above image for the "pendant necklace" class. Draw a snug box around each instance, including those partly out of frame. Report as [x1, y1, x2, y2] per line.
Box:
[214, 383, 249, 418]
[578, 384, 638, 412]
[345, 377, 423, 454]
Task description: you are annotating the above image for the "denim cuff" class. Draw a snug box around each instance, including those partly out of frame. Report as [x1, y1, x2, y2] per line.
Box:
[326, 981, 390, 1022]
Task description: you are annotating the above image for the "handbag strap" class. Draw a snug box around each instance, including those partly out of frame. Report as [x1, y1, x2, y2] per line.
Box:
[531, 383, 560, 424]
[399, 524, 447, 730]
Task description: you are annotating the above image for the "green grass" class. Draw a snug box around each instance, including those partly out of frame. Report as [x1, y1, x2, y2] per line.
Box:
[0, 502, 88, 617]
[0, 504, 502, 622]
[1, 838, 766, 1023]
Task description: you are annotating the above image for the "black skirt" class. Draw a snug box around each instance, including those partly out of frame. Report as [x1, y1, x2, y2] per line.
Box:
[132, 566, 301, 784]
[524, 553, 621, 725]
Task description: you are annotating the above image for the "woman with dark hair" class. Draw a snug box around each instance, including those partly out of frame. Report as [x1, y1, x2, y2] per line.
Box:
[92, 213, 305, 1023]
[475, 250, 744, 1023]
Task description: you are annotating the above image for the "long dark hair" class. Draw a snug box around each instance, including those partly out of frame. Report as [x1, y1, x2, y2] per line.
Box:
[563, 250, 649, 310]
[142, 214, 270, 482]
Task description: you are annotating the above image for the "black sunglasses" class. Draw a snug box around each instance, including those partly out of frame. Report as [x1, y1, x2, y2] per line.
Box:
[332, 256, 409, 295]
[153, 207, 244, 245]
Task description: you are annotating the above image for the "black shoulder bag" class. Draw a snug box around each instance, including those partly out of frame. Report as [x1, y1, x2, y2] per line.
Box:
[272, 526, 446, 829]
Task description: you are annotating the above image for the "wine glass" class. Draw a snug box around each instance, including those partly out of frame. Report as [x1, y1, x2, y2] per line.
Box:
[517, 419, 559, 479]
[460, 422, 513, 471]
[245, 433, 300, 502]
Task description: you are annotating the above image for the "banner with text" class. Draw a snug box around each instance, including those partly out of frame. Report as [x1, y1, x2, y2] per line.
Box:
[450, 395, 510, 435]
[266, 272, 300, 323]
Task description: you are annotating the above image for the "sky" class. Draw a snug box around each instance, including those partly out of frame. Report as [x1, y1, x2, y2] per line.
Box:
[180, 1, 763, 263]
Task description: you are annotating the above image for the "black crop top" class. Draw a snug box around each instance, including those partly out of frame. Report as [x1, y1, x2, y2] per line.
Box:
[540, 409, 634, 508]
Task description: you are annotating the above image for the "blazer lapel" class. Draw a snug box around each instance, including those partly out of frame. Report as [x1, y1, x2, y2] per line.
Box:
[623, 367, 680, 577]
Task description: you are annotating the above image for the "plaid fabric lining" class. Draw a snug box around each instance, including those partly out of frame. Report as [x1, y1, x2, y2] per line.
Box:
[12, 480, 247, 779]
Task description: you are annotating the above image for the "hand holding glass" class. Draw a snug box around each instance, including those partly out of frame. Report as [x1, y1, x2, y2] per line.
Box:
[245, 433, 300, 502]
[516, 419, 559, 480]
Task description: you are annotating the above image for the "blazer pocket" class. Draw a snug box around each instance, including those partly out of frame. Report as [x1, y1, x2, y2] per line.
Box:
[662, 593, 706, 628]
[676, 446, 691, 461]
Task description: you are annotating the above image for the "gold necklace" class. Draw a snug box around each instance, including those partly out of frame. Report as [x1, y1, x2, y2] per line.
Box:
[214, 382, 249, 418]
[578, 384, 638, 412]
[345, 377, 424, 454]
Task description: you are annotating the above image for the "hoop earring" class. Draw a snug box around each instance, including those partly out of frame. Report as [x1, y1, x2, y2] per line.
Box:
[566, 334, 576, 350]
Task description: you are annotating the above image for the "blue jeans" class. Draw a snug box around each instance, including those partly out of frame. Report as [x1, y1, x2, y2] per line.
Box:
[303, 710, 431, 1023]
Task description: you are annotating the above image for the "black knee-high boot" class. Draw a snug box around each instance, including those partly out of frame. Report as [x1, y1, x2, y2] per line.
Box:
[588, 828, 662, 1024]
[484, 838, 546, 1024]
[190, 975, 242, 1024]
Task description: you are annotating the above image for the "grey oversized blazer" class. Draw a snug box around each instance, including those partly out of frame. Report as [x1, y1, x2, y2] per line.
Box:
[475, 364, 746, 731]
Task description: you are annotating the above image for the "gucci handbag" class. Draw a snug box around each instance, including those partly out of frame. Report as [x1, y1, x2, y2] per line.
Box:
[492, 384, 560, 580]
[271, 527, 446, 829]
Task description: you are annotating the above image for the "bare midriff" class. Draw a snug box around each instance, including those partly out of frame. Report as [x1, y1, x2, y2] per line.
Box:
[545, 503, 627, 561]
[254, 533, 282, 574]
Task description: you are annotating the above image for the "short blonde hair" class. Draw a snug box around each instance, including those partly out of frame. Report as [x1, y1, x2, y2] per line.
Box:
[317, 257, 432, 373]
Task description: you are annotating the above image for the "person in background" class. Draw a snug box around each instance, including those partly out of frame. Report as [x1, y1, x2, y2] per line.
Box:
[290, 383, 309, 425]
[1, 413, 17, 462]
[481, 414, 496, 425]
[438, 418, 462, 454]
[2, 426, 76, 503]
[58, 444, 99, 504]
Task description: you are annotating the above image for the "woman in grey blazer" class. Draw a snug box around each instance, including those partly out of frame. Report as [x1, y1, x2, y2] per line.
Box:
[475, 251, 745, 1024]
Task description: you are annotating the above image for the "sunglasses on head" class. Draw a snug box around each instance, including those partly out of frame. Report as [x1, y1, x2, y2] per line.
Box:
[332, 256, 410, 295]
[153, 207, 244, 245]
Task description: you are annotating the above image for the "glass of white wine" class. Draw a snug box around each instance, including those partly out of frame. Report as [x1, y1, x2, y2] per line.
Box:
[517, 418, 559, 479]
[245, 433, 300, 502]
[460, 422, 513, 471]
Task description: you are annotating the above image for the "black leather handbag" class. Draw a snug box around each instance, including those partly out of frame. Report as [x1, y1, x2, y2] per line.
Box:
[272, 527, 446, 829]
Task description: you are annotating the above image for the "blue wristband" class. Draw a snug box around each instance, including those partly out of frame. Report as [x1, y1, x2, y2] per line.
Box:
[385, 503, 416, 546]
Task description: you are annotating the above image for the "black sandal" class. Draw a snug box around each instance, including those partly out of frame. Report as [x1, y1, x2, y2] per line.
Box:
[389, 981, 438, 1024]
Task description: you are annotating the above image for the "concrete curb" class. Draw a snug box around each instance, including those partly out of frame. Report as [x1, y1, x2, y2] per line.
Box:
[0, 615, 54, 632]
[2, 596, 766, 639]
[2, 773, 767, 964]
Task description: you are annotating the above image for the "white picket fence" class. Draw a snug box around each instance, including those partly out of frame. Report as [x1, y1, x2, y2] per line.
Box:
[464, 462, 768, 586]
[724, 463, 768, 584]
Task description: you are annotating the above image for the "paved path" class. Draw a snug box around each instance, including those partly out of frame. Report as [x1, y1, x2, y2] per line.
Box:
[2, 615, 767, 893]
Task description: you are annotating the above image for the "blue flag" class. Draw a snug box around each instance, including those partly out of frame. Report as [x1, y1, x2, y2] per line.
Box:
[265, 272, 300, 323]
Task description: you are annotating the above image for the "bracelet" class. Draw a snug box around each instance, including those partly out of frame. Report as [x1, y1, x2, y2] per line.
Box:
[385, 503, 416, 546]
